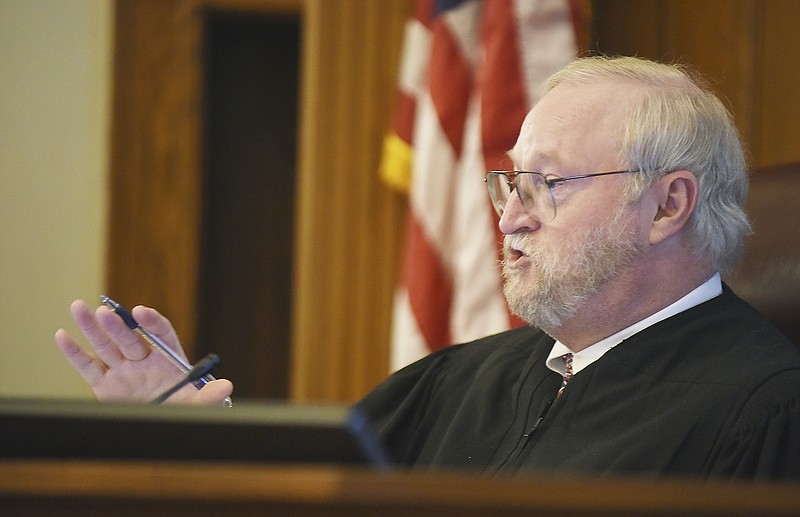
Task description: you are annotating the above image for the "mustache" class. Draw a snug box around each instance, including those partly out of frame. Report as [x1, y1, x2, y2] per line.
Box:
[503, 233, 535, 255]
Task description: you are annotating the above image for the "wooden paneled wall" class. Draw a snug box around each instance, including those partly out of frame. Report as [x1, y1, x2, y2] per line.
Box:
[107, 0, 411, 403]
[107, 0, 800, 405]
[107, 0, 205, 350]
[592, 0, 800, 169]
[290, 0, 411, 402]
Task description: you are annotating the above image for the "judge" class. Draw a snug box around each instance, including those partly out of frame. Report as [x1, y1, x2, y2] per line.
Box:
[55, 56, 800, 480]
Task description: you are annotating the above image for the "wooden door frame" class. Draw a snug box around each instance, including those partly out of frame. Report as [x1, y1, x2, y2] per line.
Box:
[107, 0, 410, 402]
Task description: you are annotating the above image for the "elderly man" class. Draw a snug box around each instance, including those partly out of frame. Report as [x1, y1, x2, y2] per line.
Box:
[56, 56, 800, 480]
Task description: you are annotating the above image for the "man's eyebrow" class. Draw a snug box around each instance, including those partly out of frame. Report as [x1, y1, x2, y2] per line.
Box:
[505, 149, 518, 168]
[506, 150, 564, 172]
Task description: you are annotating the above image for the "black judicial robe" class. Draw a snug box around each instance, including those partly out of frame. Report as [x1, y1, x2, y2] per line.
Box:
[357, 288, 800, 480]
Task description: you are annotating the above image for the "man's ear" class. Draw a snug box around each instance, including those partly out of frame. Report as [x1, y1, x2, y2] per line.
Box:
[649, 170, 698, 245]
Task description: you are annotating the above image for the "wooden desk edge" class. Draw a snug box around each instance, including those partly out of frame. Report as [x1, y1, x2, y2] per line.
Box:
[1, 460, 799, 516]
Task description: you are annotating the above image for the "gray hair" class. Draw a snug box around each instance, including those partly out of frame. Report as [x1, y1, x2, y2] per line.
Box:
[547, 56, 751, 272]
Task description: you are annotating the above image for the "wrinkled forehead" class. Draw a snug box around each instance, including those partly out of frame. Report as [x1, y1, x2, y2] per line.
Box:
[509, 81, 642, 169]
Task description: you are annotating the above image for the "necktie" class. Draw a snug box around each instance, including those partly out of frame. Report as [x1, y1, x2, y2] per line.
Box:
[557, 353, 573, 397]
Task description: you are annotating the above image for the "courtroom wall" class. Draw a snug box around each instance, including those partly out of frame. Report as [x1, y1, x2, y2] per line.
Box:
[0, 0, 112, 399]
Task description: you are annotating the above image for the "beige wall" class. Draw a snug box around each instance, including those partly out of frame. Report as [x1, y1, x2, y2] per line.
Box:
[0, 0, 112, 398]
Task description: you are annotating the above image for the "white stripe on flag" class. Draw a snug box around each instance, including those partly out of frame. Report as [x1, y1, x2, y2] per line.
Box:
[450, 95, 510, 344]
[387, 0, 580, 370]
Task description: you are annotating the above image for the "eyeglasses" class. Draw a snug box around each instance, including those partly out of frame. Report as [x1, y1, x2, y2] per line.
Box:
[484, 169, 639, 222]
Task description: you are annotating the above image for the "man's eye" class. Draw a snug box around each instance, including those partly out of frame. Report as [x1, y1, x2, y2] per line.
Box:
[513, 185, 527, 199]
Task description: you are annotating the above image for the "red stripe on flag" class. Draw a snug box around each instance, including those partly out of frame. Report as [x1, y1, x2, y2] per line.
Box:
[480, 0, 531, 330]
[480, 0, 529, 170]
[385, 0, 581, 369]
[413, 0, 436, 29]
[428, 20, 472, 157]
[392, 91, 416, 145]
[403, 212, 453, 351]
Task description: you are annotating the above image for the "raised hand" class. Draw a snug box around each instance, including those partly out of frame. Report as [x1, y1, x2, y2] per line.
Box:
[55, 299, 233, 405]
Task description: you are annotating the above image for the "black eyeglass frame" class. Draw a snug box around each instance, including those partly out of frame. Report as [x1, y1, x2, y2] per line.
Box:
[484, 168, 640, 219]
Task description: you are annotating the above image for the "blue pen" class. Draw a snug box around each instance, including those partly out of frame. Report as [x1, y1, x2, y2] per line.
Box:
[100, 295, 232, 407]
[100, 294, 233, 407]
[100, 294, 231, 389]
[100, 295, 207, 384]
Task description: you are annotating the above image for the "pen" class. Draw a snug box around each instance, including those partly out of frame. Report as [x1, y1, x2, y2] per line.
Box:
[100, 295, 208, 385]
[99, 295, 233, 407]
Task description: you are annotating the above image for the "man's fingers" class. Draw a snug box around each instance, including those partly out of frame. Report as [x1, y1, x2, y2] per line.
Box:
[57, 299, 228, 405]
[95, 305, 151, 361]
[196, 379, 234, 405]
[69, 300, 126, 367]
[132, 305, 188, 361]
[54, 328, 108, 387]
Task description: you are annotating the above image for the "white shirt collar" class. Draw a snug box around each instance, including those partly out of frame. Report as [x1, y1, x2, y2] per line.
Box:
[546, 273, 723, 375]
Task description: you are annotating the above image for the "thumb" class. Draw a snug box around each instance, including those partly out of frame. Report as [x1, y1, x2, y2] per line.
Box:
[196, 379, 234, 405]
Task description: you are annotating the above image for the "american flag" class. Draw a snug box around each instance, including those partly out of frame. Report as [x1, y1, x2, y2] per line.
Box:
[381, 0, 582, 370]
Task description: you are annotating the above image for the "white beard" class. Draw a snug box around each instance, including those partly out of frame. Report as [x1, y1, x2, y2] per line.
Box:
[502, 203, 645, 330]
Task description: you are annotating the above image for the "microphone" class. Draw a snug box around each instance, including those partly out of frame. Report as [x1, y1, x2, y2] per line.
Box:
[151, 353, 221, 405]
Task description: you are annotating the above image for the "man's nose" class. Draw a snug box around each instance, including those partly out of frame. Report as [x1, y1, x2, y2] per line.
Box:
[498, 189, 541, 235]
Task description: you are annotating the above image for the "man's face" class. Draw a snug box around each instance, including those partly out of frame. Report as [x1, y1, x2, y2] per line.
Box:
[502, 199, 645, 330]
[500, 81, 649, 331]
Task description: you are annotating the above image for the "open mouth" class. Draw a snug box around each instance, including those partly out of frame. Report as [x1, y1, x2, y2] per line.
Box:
[503, 237, 530, 268]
